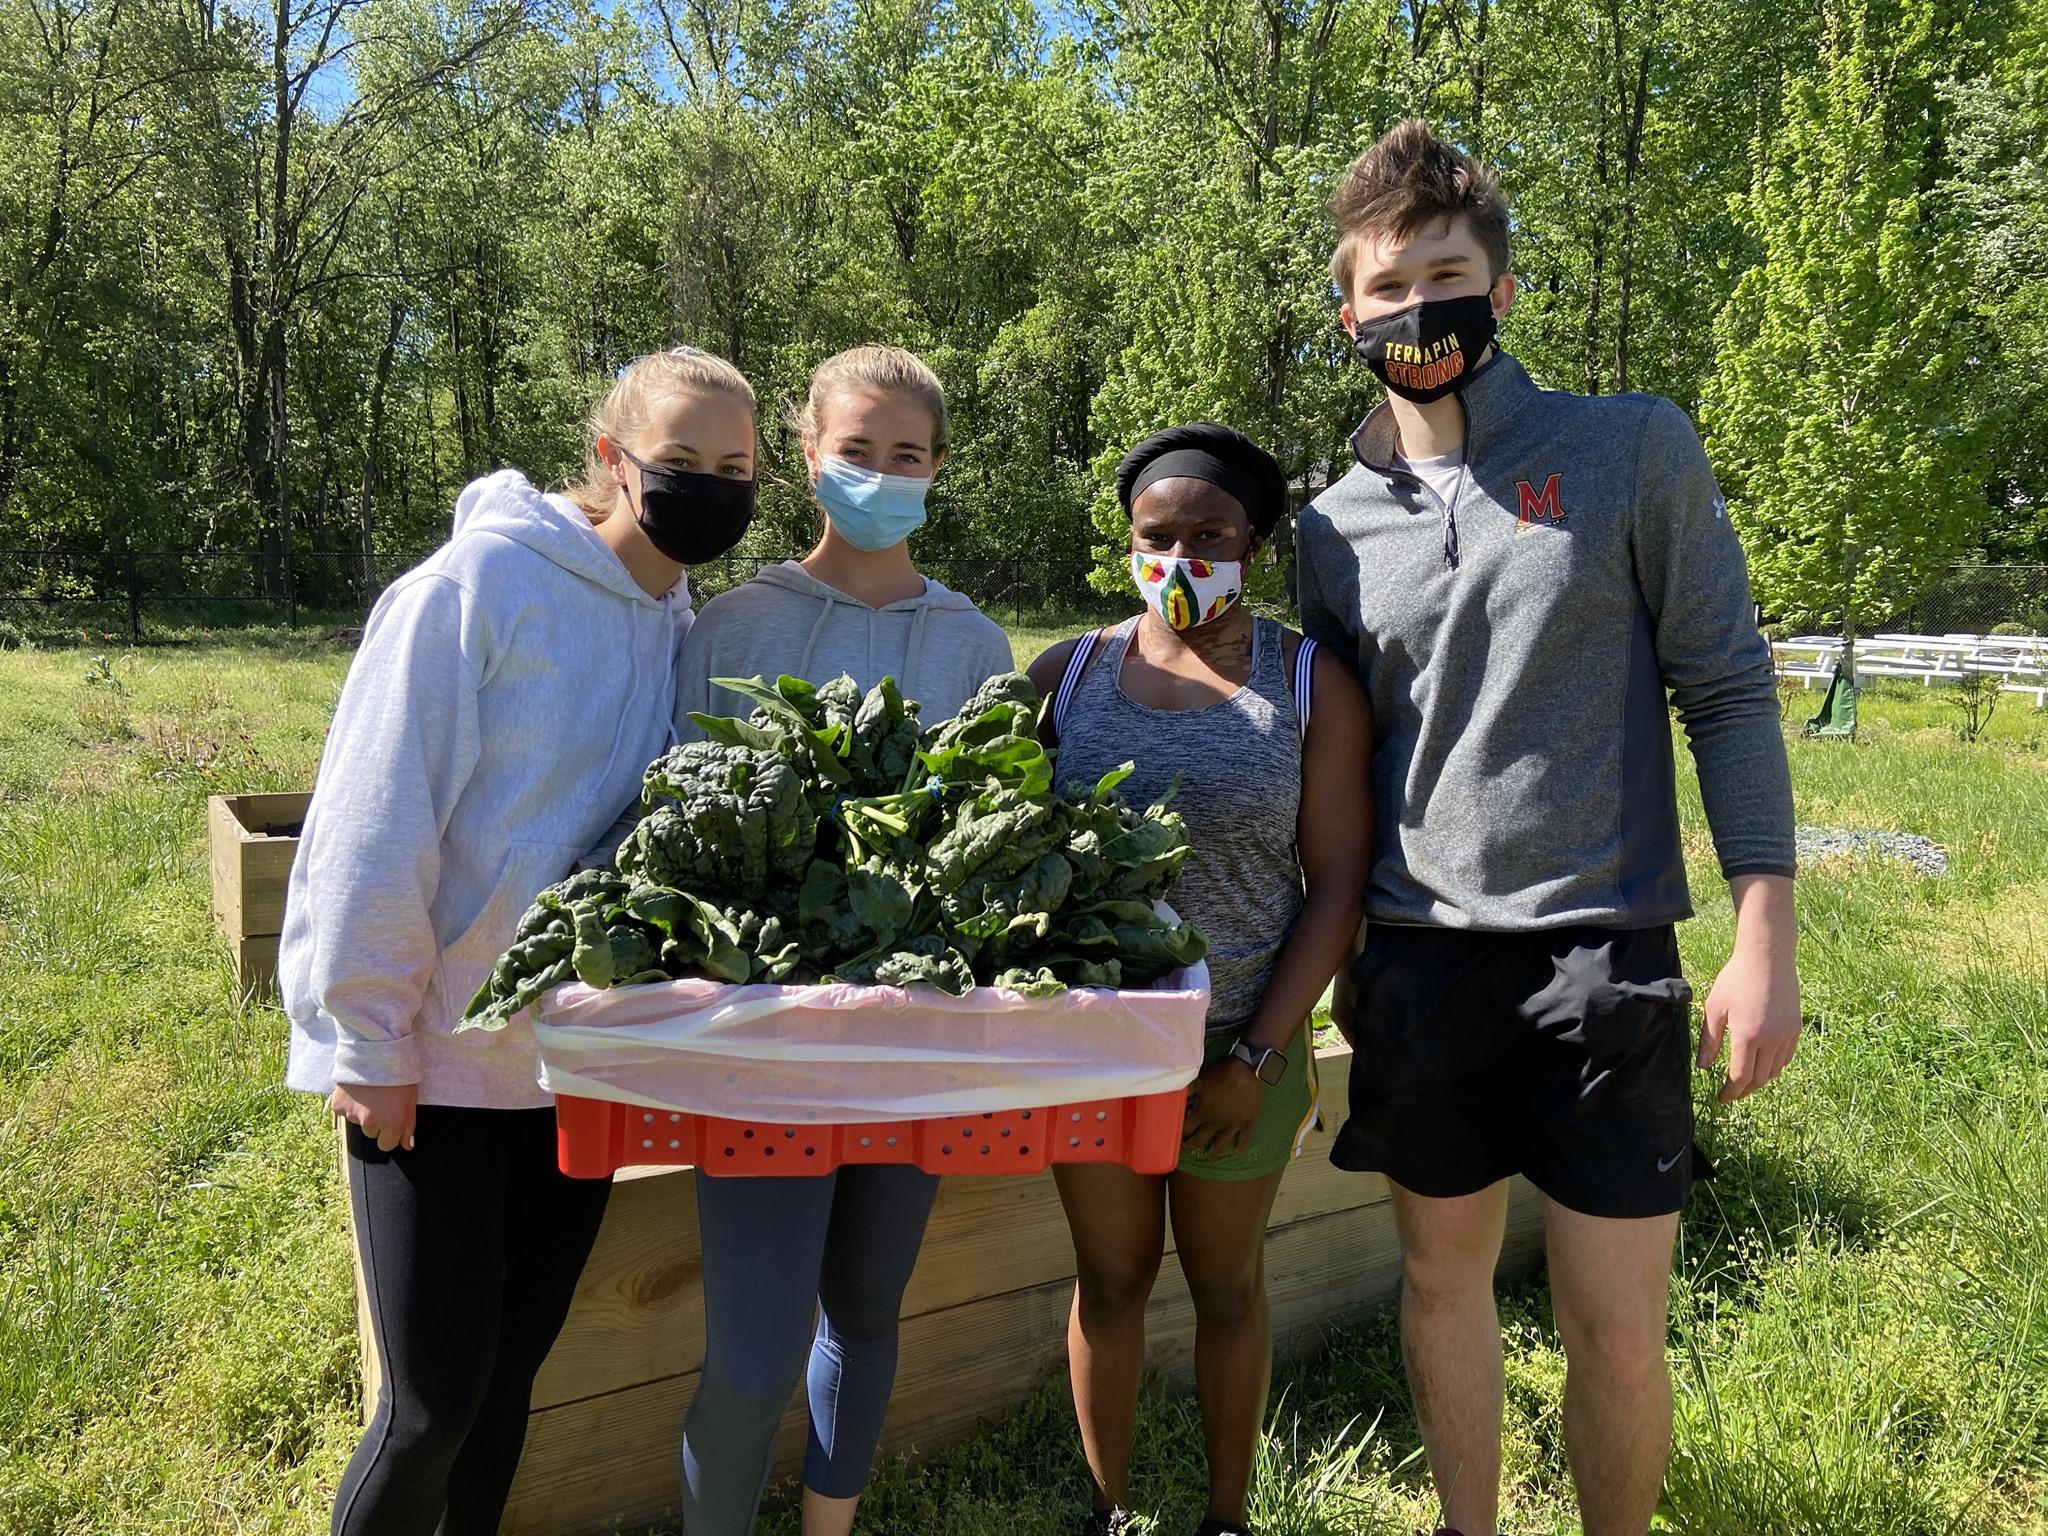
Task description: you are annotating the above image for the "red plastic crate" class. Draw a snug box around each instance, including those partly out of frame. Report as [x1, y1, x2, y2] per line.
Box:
[556, 1090, 1189, 1179]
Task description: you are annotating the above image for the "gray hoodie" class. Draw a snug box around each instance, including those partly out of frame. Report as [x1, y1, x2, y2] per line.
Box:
[281, 469, 692, 1108]
[1297, 351, 1795, 932]
[675, 559, 1014, 735]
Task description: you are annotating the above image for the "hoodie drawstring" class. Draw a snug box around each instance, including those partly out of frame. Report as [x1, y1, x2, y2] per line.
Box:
[796, 592, 838, 681]
[787, 573, 939, 698]
[903, 602, 932, 700]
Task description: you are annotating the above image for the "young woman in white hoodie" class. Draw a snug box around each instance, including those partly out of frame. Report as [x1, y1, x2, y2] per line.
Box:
[280, 347, 759, 1536]
[671, 346, 1012, 1536]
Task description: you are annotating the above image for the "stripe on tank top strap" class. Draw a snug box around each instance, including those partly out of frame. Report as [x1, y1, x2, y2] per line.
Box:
[1051, 628, 1102, 733]
[1293, 636, 1318, 744]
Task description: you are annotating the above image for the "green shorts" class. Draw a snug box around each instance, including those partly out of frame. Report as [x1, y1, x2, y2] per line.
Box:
[1177, 1024, 1319, 1182]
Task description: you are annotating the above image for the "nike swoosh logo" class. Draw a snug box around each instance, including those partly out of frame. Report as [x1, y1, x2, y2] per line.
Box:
[1657, 1149, 1687, 1174]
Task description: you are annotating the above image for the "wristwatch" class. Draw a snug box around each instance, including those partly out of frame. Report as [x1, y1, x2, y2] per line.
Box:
[1228, 1038, 1287, 1086]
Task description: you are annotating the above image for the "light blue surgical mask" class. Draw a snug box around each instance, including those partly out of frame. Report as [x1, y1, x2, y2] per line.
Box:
[813, 455, 931, 551]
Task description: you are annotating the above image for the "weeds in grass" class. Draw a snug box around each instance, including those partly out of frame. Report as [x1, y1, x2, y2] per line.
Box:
[1946, 671, 2004, 742]
[134, 717, 269, 789]
[75, 652, 133, 740]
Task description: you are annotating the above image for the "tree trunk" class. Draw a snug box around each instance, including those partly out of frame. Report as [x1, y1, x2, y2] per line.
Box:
[478, 240, 501, 468]
[260, 0, 295, 604]
[1612, 39, 1652, 393]
[1582, 0, 1621, 396]
[450, 244, 476, 479]
[1840, 536, 1860, 697]
[360, 300, 405, 590]
[1470, 0, 1491, 159]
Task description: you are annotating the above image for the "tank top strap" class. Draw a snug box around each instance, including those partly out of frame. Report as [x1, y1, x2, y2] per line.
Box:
[1251, 615, 1303, 732]
[1250, 616, 1286, 693]
[1107, 613, 1141, 662]
[1053, 617, 1138, 734]
[1291, 634, 1318, 743]
[1051, 629, 1101, 733]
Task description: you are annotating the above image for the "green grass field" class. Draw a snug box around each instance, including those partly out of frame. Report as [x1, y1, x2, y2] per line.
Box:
[4, 631, 2048, 1535]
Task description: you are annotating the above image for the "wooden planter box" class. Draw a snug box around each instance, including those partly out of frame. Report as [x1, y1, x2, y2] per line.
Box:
[207, 792, 310, 995]
[368, 1045, 1542, 1535]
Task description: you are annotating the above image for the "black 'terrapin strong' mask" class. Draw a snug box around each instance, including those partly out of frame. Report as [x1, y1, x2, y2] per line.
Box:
[1348, 293, 1498, 403]
[618, 446, 756, 565]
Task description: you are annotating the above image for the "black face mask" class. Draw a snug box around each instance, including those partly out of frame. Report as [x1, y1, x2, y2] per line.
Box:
[1348, 293, 1497, 403]
[618, 448, 756, 565]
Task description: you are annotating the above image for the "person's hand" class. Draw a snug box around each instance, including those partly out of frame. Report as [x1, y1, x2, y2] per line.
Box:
[1182, 1056, 1266, 1160]
[332, 1081, 419, 1151]
[1699, 875, 1800, 1102]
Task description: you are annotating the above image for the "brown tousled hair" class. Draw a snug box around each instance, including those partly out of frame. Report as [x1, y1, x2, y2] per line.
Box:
[1328, 119, 1511, 298]
[564, 347, 756, 521]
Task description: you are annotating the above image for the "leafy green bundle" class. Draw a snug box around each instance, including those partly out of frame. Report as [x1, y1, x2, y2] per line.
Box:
[460, 672, 1207, 1031]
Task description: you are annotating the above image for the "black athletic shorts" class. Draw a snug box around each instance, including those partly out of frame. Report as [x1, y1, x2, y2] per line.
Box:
[1331, 922, 1711, 1219]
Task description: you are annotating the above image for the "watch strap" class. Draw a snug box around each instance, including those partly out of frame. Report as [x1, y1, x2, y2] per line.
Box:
[1229, 1037, 1287, 1086]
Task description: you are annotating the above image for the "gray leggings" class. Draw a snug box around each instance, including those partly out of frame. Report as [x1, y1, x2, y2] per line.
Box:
[681, 1164, 938, 1531]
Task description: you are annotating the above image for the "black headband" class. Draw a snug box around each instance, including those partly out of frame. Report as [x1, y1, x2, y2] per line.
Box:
[1127, 449, 1258, 526]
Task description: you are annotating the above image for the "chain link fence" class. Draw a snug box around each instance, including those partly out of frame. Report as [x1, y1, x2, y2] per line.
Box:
[0, 545, 1121, 644]
[0, 548, 429, 641]
[1897, 564, 2048, 635]
[10, 546, 2041, 647]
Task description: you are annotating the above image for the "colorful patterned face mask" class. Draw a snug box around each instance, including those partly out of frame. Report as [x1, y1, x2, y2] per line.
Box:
[1129, 552, 1244, 631]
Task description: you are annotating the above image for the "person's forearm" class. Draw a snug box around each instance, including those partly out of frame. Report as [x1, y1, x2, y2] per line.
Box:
[1728, 872, 1796, 964]
[1240, 884, 1366, 1054]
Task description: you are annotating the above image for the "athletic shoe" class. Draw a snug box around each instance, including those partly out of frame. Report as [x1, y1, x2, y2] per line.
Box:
[1081, 1509, 1132, 1536]
[1194, 1521, 1252, 1536]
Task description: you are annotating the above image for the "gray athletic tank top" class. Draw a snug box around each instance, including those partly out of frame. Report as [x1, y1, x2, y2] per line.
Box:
[1052, 616, 1316, 1030]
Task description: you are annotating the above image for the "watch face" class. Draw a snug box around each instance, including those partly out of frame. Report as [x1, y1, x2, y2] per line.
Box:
[1256, 1049, 1286, 1086]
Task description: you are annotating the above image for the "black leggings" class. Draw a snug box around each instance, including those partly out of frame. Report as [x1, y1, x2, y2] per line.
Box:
[334, 1105, 612, 1536]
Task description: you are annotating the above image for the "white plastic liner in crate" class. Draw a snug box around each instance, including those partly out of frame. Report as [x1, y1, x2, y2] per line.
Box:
[534, 956, 1209, 1124]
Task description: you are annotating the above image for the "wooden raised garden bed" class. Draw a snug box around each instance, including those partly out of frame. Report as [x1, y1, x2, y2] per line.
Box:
[416, 1046, 1548, 1535]
[206, 791, 310, 996]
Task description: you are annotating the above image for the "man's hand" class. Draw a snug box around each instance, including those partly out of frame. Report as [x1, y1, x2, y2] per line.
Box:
[1699, 873, 1800, 1102]
[1182, 1057, 1266, 1160]
[332, 1081, 419, 1152]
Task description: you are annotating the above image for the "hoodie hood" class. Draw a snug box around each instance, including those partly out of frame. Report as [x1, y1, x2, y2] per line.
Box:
[280, 468, 697, 1111]
[675, 558, 1015, 741]
[744, 558, 984, 685]
[450, 468, 687, 610]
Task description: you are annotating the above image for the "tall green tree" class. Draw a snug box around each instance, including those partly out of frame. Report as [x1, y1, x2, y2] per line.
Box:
[1939, 2, 2048, 563]
[1702, 0, 1992, 663]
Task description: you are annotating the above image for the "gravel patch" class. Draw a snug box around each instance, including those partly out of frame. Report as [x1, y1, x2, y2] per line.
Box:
[1796, 824, 1950, 877]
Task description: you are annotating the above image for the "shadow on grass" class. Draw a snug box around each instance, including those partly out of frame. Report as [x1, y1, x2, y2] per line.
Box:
[1682, 1125, 1888, 1283]
[602, 1275, 1583, 1536]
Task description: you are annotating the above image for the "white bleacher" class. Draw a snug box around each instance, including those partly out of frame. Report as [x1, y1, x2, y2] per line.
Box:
[1770, 632, 2047, 707]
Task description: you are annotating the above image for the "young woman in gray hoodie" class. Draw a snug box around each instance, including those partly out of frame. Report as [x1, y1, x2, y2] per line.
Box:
[282, 348, 760, 1536]
[671, 346, 1012, 1536]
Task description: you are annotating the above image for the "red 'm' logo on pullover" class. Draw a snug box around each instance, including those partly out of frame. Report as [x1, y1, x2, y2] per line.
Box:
[1516, 473, 1566, 526]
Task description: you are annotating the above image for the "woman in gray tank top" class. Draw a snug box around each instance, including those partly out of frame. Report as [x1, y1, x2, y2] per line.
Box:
[1025, 424, 1374, 1536]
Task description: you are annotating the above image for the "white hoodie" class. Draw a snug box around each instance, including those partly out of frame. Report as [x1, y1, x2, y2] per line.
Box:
[280, 470, 692, 1110]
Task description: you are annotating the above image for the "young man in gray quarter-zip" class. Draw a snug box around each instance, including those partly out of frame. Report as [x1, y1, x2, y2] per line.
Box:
[1297, 120, 1802, 1536]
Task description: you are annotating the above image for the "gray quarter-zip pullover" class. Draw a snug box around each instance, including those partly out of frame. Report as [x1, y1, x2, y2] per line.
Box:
[1297, 351, 1795, 931]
